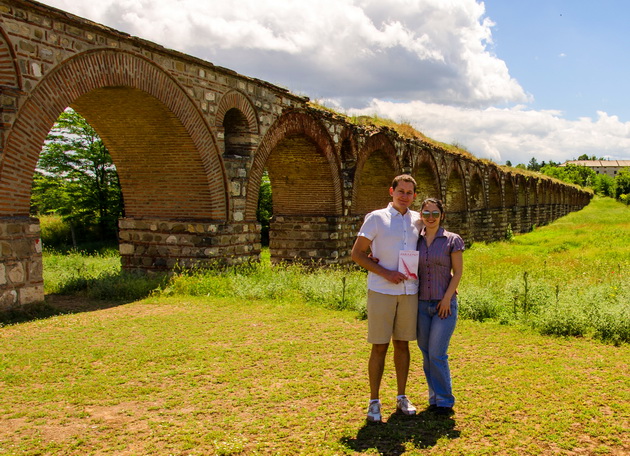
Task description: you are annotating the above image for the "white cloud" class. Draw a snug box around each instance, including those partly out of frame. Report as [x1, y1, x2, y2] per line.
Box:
[347, 100, 630, 164]
[42, 0, 528, 108]
[38, 0, 630, 164]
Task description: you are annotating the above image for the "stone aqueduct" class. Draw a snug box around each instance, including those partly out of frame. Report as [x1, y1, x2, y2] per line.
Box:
[0, 0, 592, 307]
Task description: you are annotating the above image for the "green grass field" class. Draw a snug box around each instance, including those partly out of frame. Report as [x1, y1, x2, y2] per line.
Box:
[1, 297, 628, 455]
[459, 196, 630, 344]
[0, 197, 628, 454]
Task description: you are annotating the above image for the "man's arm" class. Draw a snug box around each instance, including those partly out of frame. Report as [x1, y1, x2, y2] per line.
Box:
[351, 236, 407, 284]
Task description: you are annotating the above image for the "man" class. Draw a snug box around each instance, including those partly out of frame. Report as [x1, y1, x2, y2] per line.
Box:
[351, 174, 422, 423]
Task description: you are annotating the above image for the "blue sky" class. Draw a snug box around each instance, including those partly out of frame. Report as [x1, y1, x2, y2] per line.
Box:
[39, 0, 630, 165]
[485, 0, 630, 122]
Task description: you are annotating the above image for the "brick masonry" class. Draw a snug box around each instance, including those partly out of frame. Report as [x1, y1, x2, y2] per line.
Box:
[0, 0, 592, 306]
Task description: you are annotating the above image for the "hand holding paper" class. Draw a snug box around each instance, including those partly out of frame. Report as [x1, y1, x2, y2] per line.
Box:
[398, 250, 419, 280]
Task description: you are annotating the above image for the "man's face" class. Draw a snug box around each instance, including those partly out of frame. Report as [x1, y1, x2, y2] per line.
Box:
[389, 181, 416, 212]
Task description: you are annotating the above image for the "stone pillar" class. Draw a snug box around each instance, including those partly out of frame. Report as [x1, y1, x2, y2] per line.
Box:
[0, 217, 44, 309]
[269, 214, 362, 265]
[445, 211, 469, 243]
[520, 206, 532, 233]
[490, 207, 509, 240]
[508, 206, 521, 235]
[118, 218, 261, 271]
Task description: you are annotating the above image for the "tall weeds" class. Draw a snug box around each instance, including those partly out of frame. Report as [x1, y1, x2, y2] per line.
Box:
[36, 197, 629, 345]
[459, 197, 629, 344]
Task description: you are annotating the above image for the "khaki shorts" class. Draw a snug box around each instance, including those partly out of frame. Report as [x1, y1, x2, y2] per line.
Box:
[367, 290, 418, 344]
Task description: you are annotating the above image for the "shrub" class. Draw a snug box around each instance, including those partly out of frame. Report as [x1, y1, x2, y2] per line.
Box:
[533, 304, 589, 338]
[161, 261, 367, 315]
[39, 214, 73, 248]
[592, 310, 630, 345]
[458, 287, 502, 322]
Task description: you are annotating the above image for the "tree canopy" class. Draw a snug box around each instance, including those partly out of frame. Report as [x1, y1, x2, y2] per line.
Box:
[31, 109, 123, 246]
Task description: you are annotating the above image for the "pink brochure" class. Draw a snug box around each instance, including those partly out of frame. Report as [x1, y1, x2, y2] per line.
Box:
[398, 250, 419, 280]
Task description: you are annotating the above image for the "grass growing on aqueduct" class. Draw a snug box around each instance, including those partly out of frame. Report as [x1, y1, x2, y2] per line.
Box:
[0, 197, 628, 455]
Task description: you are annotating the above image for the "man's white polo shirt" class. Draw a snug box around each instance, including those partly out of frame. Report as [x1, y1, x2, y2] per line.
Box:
[357, 202, 421, 295]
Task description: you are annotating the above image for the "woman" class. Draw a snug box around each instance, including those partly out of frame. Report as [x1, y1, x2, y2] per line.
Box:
[416, 198, 464, 416]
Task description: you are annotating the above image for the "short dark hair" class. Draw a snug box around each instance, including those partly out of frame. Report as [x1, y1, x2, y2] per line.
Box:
[391, 174, 417, 192]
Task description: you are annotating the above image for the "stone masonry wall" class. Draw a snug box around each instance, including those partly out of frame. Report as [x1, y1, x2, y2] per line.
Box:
[269, 215, 362, 265]
[118, 218, 261, 271]
[0, 217, 42, 309]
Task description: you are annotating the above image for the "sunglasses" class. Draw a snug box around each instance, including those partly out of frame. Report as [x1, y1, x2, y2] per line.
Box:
[421, 210, 441, 218]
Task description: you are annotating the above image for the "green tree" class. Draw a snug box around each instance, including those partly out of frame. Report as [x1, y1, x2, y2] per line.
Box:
[614, 168, 630, 204]
[576, 154, 604, 161]
[540, 163, 596, 187]
[256, 170, 273, 246]
[592, 174, 615, 197]
[31, 109, 123, 247]
[527, 157, 541, 171]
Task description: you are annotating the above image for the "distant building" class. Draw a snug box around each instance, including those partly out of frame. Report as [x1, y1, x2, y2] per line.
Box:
[560, 160, 630, 178]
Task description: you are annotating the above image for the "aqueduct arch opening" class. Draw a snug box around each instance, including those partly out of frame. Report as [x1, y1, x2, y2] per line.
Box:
[444, 163, 467, 235]
[247, 111, 344, 264]
[353, 134, 399, 216]
[0, 50, 227, 219]
[444, 165, 466, 212]
[73, 87, 220, 220]
[411, 152, 441, 209]
[0, 0, 594, 307]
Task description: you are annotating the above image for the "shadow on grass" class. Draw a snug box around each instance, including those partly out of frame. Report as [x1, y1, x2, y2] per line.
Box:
[0, 295, 134, 326]
[0, 271, 167, 326]
[340, 408, 460, 455]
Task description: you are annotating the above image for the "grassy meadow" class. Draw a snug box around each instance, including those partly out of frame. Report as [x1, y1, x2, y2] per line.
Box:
[32, 196, 630, 344]
[460, 196, 630, 344]
[0, 196, 628, 455]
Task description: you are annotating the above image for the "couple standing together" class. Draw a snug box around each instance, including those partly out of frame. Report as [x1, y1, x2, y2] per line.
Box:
[351, 174, 464, 423]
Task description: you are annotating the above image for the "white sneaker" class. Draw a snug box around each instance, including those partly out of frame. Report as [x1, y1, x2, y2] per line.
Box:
[396, 395, 417, 415]
[366, 400, 382, 423]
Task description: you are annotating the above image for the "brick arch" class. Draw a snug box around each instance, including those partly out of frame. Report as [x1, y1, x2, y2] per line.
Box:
[538, 181, 546, 205]
[411, 149, 441, 206]
[556, 186, 563, 205]
[246, 110, 342, 219]
[215, 90, 259, 133]
[400, 144, 414, 170]
[218, 92, 259, 157]
[0, 27, 19, 87]
[517, 176, 528, 206]
[560, 186, 569, 205]
[445, 160, 467, 212]
[556, 184, 564, 204]
[352, 132, 399, 215]
[488, 169, 502, 209]
[0, 49, 227, 219]
[505, 175, 516, 207]
[546, 182, 554, 204]
[469, 166, 485, 210]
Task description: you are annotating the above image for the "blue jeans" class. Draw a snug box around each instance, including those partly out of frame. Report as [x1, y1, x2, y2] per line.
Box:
[417, 298, 458, 407]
